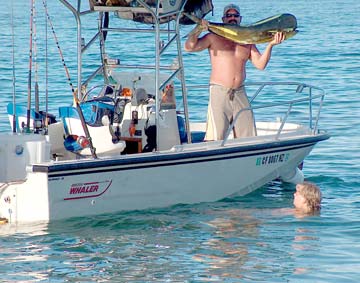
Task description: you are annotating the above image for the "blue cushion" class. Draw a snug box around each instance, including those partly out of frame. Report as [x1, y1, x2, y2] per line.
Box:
[177, 116, 205, 143]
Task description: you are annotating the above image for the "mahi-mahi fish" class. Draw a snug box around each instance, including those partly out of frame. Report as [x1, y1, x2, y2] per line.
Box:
[185, 13, 298, 44]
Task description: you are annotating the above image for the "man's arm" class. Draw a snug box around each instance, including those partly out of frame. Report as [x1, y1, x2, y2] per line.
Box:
[184, 20, 211, 52]
[249, 32, 285, 70]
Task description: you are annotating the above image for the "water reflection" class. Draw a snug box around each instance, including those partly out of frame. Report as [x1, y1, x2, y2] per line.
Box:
[0, 221, 51, 281]
[0, 203, 327, 282]
[0, 221, 49, 237]
[193, 208, 260, 280]
[191, 205, 323, 281]
[290, 227, 321, 277]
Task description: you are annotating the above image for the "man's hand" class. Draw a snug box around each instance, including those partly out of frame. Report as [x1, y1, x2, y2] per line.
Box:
[199, 19, 209, 32]
[188, 19, 208, 39]
[270, 32, 285, 46]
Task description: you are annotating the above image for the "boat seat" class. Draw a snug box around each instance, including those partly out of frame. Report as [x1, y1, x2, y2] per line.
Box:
[59, 105, 125, 157]
[7, 103, 57, 132]
[177, 116, 205, 143]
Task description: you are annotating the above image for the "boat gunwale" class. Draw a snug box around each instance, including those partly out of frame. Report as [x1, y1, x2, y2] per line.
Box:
[32, 132, 329, 175]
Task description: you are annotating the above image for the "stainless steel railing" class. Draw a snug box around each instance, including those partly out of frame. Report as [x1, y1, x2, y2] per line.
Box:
[185, 82, 326, 146]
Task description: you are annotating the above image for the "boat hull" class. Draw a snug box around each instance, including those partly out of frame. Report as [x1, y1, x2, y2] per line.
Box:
[0, 133, 328, 223]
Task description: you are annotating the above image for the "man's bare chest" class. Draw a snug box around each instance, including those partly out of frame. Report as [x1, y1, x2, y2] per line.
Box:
[211, 42, 250, 60]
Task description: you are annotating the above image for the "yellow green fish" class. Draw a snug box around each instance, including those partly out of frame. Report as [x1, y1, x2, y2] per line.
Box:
[185, 13, 298, 44]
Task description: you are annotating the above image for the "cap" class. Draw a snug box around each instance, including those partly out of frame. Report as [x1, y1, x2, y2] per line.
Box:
[223, 4, 240, 16]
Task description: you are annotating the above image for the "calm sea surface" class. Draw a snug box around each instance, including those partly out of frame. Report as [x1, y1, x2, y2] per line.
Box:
[1, 0, 359, 282]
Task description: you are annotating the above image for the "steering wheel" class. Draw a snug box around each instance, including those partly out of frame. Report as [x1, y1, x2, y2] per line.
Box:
[82, 84, 116, 102]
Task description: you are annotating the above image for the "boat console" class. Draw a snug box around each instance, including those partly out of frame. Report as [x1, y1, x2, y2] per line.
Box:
[59, 71, 181, 157]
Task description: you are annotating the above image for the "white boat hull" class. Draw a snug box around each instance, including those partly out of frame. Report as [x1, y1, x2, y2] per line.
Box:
[0, 132, 326, 223]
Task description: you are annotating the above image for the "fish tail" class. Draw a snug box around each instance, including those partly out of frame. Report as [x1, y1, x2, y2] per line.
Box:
[183, 13, 207, 38]
[183, 13, 201, 24]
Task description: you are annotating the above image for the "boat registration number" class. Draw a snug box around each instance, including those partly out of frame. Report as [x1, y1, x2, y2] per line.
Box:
[256, 153, 290, 166]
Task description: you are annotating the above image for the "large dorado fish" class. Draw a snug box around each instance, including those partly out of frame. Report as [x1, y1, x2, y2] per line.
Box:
[185, 13, 298, 44]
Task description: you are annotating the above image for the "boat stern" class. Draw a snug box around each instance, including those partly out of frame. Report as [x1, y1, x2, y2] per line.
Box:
[0, 133, 50, 183]
[0, 133, 52, 223]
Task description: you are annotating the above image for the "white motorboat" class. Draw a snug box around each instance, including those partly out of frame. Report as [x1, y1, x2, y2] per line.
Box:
[0, 0, 329, 223]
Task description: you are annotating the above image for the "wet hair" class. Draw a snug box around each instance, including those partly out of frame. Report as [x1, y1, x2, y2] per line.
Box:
[299, 182, 322, 211]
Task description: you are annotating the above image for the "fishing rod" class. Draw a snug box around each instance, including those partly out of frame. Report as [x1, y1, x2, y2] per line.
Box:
[42, 0, 97, 158]
[44, 0, 49, 132]
[33, 2, 40, 121]
[11, 0, 16, 133]
[26, 0, 35, 131]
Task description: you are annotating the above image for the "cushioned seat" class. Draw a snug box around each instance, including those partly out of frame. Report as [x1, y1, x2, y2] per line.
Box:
[59, 105, 125, 157]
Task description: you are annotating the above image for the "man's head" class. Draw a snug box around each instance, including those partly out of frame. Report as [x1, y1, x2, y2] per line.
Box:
[293, 182, 322, 213]
[222, 4, 242, 25]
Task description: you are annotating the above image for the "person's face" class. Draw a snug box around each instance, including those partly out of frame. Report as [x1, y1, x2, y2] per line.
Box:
[293, 184, 307, 210]
[222, 9, 242, 25]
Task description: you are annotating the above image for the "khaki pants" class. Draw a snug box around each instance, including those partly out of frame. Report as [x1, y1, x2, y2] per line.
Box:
[205, 84, 256, 141]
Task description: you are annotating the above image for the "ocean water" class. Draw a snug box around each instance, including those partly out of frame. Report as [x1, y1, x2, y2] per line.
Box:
[0, 0, 359, 282]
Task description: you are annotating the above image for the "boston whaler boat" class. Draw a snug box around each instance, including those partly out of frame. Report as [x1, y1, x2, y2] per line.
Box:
[0, 0, 329, 223]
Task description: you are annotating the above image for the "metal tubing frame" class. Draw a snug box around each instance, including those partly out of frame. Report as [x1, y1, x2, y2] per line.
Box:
[215, 82, 325, 146]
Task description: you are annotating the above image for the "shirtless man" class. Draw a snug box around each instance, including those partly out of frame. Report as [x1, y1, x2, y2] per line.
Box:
[184, 4, 285, 141]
